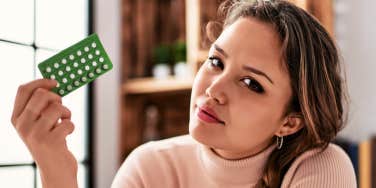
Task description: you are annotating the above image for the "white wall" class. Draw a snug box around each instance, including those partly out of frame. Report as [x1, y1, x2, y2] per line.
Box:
[93, 0, 121, 187]
[336, 0, 376, 142]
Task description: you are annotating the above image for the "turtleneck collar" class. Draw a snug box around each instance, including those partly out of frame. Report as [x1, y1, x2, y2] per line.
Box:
[197, 142, 276, 185]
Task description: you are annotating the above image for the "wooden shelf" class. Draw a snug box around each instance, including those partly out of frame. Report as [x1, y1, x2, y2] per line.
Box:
[123, 76, 194, 95]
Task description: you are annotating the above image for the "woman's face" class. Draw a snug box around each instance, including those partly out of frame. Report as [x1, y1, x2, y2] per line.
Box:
[189, 17, 294, 159]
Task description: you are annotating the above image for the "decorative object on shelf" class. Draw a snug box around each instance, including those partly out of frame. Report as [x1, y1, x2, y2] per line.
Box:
[172, 40, 191, 79]
[152, 44, 173, 79]
[142, 104, 161, 142]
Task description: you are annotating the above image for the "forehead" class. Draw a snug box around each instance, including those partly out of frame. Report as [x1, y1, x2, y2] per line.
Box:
[217, 17, 282, 64]
[214, 17, 290, 87]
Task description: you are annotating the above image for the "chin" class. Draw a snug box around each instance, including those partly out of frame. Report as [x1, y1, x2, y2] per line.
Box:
[189, 120, 226, 149]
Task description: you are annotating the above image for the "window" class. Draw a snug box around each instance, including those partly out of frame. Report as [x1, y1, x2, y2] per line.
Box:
[0, 0, 92, 187]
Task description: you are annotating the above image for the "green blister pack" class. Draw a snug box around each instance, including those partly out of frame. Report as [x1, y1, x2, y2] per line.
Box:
[38, 33, 113, 97]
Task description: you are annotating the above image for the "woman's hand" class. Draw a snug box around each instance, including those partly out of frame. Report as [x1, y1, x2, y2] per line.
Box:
[11, 79, 78, 188]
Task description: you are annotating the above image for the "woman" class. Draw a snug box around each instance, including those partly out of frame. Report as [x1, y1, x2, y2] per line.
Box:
[11, 0, 357, 187]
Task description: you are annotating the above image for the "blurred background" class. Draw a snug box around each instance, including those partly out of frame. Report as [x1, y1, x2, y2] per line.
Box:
[0, 0, 375, 187]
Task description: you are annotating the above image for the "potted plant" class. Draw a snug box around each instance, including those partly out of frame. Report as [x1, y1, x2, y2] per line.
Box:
[172, 40, 190, 78]
[152, 44, 172, 79]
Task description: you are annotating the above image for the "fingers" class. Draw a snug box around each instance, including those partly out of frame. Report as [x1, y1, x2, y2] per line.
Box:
[12, 79, 58, 125]
[51, 119, 75, 140]
[16, 102, 71, 139]
[23, 88, 62, 122]
[36, 103, 71, 132]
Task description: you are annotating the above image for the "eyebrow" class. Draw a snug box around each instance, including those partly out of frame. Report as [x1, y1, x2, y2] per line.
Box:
[213, 44, 275, 85]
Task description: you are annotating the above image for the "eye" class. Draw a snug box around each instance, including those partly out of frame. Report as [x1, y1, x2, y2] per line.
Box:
[207, 56, 224, 70]
[242, 77, 265, 93]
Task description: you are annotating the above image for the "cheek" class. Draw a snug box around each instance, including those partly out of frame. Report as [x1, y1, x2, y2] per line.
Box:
[227, 102, 281, 145]
[190, 67, 209, 101]
[190, 69, 205, 111]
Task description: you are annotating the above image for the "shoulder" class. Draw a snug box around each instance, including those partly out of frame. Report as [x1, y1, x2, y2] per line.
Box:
[134, 134, 198, 156]
[123, 134, 198, 167]
[111, 135, 198, 187]
[282, 143, 357, 188]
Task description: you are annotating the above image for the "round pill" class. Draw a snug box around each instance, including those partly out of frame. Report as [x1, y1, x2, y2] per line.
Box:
[70, 73, 75, 79]
[92, 42, 97, 48]
[50, 74, 56, 79]
[46, 67, 52, 73]
[56, 82, 60, 88]
[59, 90, 65, 95]
[69, 55, 74, 60]
[88, 72, 94, 78]
[92, 61, 97, 66]
[85, 65, 90, 70]
[62, 59, 67, 64]
[88, 54, 93, 59]
[84, 46, 89, 52]
[62, 78, 67, 83]
[95, 50, 100, 55]
[74, 81, 80, 86]
[54, 63, 59, 68]
[81, 77, 87, 82]
[96, 68, 102, 74]
[103, 64, 109, 70]
[66, 66, 71, 71]
[67, 85, 72, 91]
[99, 57, 104, 62]
[81, 58, 86, 63]
[77, 69, 83, 75]
[58, 70, 63, 76]
[77, 50, 82, 56]
[73, 62, 78, 67]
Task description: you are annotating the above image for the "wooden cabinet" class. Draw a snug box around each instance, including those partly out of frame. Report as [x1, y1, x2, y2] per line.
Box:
[119, 0, 334, 163]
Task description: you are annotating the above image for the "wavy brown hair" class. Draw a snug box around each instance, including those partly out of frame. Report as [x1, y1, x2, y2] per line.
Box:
[206, 0, 349, 187]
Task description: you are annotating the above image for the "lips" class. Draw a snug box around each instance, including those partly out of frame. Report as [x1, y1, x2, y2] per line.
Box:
[198, 105, 225, 125]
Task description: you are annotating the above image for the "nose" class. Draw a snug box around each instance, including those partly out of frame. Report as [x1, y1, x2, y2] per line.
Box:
[205, 77, 227, 105]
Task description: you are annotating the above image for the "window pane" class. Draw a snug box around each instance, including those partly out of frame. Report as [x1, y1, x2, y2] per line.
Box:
[0, 42, 34, 164]
[64, 86, 89, 162]
[37, 164, 87, 188]
[36, 49, 88, 162]
[0, 0, 34, 44]
[36, 0, 88, 50]
[0, 166, 34, 187]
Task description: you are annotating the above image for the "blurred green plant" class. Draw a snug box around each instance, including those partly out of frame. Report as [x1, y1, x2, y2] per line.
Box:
[173, 40, 186, 63]
[153, 44, 172, 65]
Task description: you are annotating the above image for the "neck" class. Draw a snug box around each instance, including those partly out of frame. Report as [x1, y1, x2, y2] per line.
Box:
[212, 140, 274, 160]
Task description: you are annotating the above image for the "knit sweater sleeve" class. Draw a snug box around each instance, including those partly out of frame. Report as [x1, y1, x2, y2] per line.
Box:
[283, 144, 357, 188]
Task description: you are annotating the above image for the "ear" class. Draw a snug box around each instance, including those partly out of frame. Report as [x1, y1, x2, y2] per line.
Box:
[275, 112, 304, 137]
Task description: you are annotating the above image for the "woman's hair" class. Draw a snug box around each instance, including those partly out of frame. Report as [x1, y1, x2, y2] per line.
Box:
[206, 0, 349, 187]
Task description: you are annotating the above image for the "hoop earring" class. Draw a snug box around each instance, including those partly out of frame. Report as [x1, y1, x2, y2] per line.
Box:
[277, 136, 284, 149]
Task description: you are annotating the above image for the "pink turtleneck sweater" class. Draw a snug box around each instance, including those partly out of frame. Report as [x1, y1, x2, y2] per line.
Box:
[111, 135, 357, 188]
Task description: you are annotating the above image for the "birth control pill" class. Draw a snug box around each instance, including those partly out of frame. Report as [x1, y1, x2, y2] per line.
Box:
[96, 68, 102, 74]
[88, 72, 94, 78]
[67, 85, 72, 91]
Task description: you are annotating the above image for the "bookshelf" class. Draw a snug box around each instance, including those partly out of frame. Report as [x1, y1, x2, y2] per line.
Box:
[119, 0, 335, 163]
